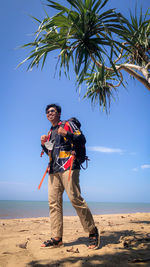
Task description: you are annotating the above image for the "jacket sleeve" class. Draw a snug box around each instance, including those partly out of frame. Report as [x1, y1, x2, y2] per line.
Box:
[41, 144, 49, 155]
[41, 131, 51, 155]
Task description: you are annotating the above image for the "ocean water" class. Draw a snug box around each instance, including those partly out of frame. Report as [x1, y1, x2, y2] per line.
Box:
[0, 200, 150, 219]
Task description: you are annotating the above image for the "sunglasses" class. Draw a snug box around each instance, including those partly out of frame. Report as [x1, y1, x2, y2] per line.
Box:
[46, 109, 57, 114]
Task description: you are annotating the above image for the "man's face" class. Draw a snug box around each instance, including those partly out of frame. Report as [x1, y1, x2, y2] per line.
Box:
[46, 107, 60, 125]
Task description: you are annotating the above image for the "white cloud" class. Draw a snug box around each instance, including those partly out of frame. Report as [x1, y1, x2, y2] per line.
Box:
[141, 164, 150, 169]
[88, 146, 124, 154]
[132, 164, 150, 172]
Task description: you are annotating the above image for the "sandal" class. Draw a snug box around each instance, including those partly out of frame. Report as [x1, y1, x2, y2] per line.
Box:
[88, 227, 100, 250]
[41, 237, 63, 248]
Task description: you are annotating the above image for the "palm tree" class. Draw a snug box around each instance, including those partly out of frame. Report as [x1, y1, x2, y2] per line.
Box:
[20, 0, 150, 111]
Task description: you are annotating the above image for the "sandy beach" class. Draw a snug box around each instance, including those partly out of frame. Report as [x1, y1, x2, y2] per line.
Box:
[0, 213, 150, 266]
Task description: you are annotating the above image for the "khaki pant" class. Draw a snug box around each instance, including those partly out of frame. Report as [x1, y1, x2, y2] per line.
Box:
[48, 169, 95, 238]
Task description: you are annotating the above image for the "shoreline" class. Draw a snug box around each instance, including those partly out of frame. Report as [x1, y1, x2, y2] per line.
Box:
[1, 213, 150, 266]
[1, 200, 150, 220]
[1, 211, 150, 220]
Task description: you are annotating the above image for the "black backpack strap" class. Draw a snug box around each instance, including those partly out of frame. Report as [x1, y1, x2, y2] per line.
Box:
[81, 156, 90, 170]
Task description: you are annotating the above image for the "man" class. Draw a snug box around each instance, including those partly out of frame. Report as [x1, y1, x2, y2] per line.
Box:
[41, 104, 100, 249]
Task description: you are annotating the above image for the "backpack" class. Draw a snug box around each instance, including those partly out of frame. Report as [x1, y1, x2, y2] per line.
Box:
[62, 117, 88, 168]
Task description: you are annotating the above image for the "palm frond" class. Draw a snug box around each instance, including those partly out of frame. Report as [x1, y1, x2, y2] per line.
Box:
[20, 0, 150, 110]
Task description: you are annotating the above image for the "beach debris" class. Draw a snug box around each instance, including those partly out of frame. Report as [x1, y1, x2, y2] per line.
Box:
[16, 241, 28, 249]
[130, 258, 150, 263]
[75, 248, 79, 253]
[66, 247, 74, 252]
[123, 241, 129, 248]
[3, 251, 12, 255]
[122, 235, 150, 249]
[108, 221, 113, 226]
[66, 247, 79, 253]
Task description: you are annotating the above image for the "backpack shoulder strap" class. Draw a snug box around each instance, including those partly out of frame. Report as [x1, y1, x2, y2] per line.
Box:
[60, 120, 74, 133]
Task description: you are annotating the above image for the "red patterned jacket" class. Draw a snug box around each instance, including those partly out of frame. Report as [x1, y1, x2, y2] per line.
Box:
[42, 120, 86, 174]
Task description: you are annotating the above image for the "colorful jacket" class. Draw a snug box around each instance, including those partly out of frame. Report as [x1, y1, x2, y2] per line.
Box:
[42, 120, 86, 174]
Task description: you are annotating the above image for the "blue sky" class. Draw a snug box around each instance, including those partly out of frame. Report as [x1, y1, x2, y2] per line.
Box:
[0, 0, 150, 203]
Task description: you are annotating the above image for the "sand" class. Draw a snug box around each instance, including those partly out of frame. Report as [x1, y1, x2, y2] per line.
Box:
[0, 213, 150, 267]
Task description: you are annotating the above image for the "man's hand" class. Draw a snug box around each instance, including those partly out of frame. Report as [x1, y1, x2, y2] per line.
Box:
[58, 127, 67, 137]
[41, 135, 48, 145]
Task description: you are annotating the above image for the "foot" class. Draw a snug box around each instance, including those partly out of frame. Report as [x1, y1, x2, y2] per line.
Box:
[88, 227, 100, 249]
[41, 237, 63, 248]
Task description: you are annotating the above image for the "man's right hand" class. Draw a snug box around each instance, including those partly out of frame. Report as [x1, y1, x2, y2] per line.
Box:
[41, 135, 48, 145]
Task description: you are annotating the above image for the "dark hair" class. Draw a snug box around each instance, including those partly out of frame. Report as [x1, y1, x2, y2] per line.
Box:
[45, 104, 61, 114]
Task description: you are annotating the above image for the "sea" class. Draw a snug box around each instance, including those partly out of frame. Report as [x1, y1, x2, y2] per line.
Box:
[0, 200, 150, 219]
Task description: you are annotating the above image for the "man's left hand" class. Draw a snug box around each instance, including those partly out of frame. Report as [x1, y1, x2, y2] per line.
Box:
[58, 127, 67, 137]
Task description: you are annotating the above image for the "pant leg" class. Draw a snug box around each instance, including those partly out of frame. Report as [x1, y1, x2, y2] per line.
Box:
[60, 169, 95, 233]
[48, 173, 64, 238]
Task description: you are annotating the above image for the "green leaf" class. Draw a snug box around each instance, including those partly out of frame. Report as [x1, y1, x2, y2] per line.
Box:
[46, 0, 69, 12]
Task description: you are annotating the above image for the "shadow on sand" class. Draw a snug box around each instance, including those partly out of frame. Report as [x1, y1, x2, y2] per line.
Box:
[27, 229, 150, 267]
